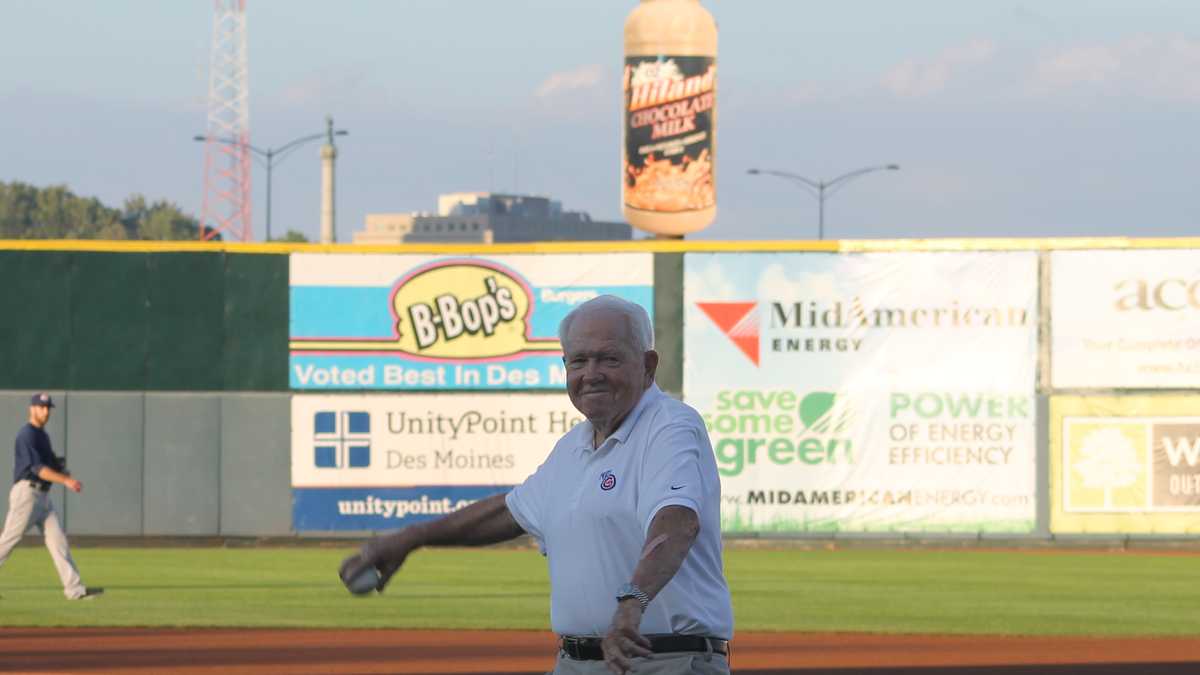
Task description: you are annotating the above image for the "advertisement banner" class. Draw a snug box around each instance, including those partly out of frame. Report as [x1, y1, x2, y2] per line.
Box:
[291, 394, 582, 531]
[685, 252, 1038, 533]
[1051, 249, 1200, 388]
[1051, 395, 1200, 534]
[289, 253, 653, 390]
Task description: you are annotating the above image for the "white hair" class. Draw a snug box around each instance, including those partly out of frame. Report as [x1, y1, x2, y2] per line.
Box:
[558, 295, 655, 353]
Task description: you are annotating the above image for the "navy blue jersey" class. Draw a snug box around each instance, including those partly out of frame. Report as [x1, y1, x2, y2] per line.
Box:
[13, 423, 59, 486]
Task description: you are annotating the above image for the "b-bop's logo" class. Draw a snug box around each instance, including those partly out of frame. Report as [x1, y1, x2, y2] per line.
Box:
[704, 389, 854, 477]
[290, 259, 560, 359]
[392, 259, 560, 358]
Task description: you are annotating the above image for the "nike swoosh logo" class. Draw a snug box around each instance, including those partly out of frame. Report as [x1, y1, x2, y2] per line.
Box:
[670, 485, 685, 490]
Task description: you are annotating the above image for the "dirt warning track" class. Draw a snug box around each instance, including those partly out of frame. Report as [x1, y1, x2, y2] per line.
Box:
[3, 628, 1200, 674]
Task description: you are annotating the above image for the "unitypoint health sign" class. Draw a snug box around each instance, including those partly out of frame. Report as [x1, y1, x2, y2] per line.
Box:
[289, 253, 653, 390]
[684, 252, 1039, 534]
[291, 394, 582, 531]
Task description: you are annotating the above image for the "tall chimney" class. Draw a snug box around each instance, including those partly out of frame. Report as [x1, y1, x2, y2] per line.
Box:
[320, 115, 337, 243]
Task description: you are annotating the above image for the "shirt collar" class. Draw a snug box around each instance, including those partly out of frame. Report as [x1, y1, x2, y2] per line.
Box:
[577, 383, 662, 454]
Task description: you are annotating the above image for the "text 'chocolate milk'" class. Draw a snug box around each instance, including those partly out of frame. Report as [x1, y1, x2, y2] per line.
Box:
[623, 0, 717, 237]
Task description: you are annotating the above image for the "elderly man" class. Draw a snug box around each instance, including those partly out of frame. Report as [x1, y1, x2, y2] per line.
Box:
[341, 295, 732, 674]
[0, 393, 102, 600]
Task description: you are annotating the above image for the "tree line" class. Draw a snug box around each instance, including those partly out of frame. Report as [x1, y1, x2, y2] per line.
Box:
[0, 181, 209, 240]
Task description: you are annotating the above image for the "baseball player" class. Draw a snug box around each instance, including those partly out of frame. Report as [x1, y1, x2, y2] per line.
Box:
[0, 393, 102, 600]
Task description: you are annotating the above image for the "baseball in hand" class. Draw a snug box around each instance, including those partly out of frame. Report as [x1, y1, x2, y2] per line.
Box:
[339, 554, 381, 595]
[345, 566, 380, 594]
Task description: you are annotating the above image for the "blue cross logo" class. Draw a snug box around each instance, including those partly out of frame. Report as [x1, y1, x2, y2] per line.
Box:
[313, 411, 371, 469]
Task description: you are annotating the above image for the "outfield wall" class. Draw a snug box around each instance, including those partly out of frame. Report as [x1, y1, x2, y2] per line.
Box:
[0, 250, 287, 391]
[0, 391, 291, 536]
[0, 239, 1196, 539]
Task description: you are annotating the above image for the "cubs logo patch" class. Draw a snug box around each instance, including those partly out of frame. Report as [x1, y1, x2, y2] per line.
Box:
[600, 470, 617, 491]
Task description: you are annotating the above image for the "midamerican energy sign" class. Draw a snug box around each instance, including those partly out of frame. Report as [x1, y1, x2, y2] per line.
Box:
[288, 253, 653, 390]
[684, 252, 1039, 533]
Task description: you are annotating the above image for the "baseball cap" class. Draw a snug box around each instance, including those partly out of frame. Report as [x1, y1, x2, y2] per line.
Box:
[30, 393, 55, 408]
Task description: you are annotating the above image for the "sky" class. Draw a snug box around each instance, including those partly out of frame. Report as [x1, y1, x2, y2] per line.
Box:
[3, 0, 1200, 242]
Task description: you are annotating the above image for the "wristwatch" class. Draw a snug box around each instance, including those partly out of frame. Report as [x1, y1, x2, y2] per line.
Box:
[615, 582, 650, 611]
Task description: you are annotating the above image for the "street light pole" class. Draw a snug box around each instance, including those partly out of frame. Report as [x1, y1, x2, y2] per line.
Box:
[264, 148, 274, 241]
[747, 164, 900, 240]
[194, 121, 348, 241]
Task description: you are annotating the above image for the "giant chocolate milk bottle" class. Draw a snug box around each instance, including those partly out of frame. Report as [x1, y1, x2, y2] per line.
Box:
[623, 0, 717, 237]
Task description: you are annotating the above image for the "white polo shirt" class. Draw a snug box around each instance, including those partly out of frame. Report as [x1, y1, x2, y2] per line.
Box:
[506, 383, 733, 639]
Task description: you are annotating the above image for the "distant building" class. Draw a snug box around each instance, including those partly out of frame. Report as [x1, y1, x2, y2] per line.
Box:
[354, 213, 415, 244]
[353, 192, 632, 244]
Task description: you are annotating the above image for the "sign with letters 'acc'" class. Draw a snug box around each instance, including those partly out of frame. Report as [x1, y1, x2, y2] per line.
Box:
[289, 253, 653, 390]
[1051, 249, 1200, 389]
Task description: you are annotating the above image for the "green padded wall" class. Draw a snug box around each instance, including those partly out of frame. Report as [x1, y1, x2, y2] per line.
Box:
[146, 253, 225, 390]
[0, 251, 72, 389]
[653, 252, 684, 396]
[68, 252, 148, 389]
[223, 253, 288, 391]
[0, 250, 289, 392]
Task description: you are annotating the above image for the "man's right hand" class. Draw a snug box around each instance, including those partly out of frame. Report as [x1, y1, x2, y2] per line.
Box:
[64, 478, 82, 493]
[341, 533, 415, 593]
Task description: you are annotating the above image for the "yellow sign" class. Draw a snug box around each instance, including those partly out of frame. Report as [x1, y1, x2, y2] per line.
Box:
[1051, 395, 1200, 534]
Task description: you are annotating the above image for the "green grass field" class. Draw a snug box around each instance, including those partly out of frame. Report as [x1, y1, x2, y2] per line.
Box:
[2, 546, 1199, 636]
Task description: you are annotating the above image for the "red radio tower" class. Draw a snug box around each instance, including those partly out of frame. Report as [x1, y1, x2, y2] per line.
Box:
[199, 0, 251, 241]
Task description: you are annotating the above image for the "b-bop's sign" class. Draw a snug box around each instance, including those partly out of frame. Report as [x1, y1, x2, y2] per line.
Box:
[289, 253, 653, 390]
[684, 252, 1039, 533]
[291, 394, 582, 531]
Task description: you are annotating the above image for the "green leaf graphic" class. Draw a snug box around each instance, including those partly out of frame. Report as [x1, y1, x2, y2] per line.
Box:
[798, 392, 836, 431]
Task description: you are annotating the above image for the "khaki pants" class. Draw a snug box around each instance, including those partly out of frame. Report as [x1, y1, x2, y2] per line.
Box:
[551, 651, 729, 675]
[0, 481, 85, 599]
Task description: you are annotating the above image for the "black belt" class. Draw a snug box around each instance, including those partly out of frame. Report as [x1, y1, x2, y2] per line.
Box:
[25, 479, 50, 493]
[560, 635, 727, 661]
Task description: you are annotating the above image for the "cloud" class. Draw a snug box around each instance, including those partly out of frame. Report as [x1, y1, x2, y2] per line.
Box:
[1030, 34, 1200, 101]
[881, 39, 997, 98]
[684, 257, 741, 301]
[535, 64, 605, 98]
[756, 263, 837, 302]
[276, 65, 371, 106]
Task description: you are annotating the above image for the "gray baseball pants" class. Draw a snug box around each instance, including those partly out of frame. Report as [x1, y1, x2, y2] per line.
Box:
[0, 481, 86, 599]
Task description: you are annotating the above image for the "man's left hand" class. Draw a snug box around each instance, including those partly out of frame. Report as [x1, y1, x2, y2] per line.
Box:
[601, 599, 652, 674]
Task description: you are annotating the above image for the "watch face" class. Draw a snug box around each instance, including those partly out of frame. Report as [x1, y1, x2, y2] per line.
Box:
[616, 584, 648, 608]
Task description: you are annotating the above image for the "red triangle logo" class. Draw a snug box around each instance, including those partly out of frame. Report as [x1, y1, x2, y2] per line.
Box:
[697, 302, 759, 366]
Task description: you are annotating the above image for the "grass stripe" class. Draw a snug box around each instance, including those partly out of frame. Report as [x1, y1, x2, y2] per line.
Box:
[1, 547, 1198, 635]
